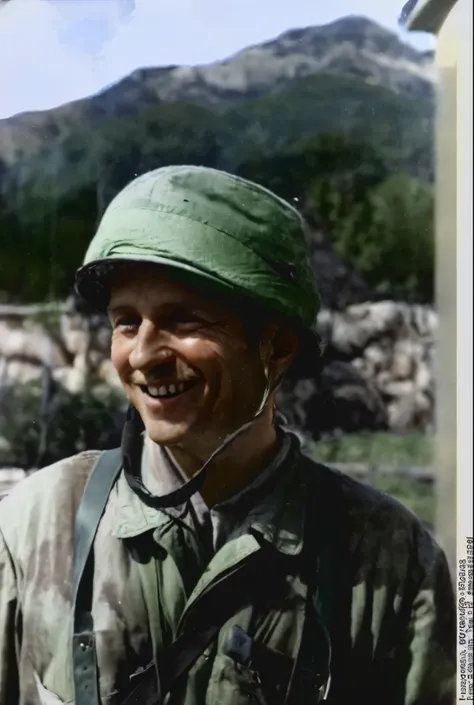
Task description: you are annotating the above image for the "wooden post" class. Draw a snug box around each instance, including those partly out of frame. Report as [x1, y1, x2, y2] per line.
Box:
[404, 0, 471, 581]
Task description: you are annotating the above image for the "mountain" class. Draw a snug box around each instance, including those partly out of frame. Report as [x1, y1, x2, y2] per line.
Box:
[0, 16, 434, 170]
[78, 15, 434, 113]
[0, 16, 436, 307]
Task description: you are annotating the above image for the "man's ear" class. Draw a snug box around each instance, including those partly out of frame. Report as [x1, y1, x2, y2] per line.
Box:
[260, 323, 299, 379]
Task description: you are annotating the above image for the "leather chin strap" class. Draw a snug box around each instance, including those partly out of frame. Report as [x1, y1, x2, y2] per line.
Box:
[123, 367, 279, 510]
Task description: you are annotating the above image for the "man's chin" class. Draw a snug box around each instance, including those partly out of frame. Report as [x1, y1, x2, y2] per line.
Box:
[142, 418, 194, 447]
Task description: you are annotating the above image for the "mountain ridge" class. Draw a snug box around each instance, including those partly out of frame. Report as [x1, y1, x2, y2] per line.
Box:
[0, 15, 434, 171]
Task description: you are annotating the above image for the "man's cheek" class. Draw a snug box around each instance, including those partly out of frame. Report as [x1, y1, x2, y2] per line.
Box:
[110, 343, 127, 374]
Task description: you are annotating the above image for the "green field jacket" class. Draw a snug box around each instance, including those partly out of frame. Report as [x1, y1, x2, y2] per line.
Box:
[0, 443, 456, 705]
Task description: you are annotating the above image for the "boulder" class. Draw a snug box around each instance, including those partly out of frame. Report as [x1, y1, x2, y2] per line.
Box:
[278, 359, 388, 438]
[3, 359, 43, 385]
[0, 321, 67, 367]
[388, 390, 433, 431]
[327, 301, 409, 356]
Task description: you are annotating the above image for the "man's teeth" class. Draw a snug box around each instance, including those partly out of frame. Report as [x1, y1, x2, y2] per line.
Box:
[146, 382, 187, 398]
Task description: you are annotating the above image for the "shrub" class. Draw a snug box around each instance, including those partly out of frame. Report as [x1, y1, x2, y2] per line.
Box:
[0, 381, 127, 469]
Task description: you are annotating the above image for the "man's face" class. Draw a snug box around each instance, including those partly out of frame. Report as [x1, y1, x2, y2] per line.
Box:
[108, 264, 270, 450]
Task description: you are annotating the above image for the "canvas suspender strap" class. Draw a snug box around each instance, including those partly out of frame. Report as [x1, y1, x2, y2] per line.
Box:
[72, 448, 123, 705]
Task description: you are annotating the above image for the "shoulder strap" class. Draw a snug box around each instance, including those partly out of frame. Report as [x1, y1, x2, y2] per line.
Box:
[72, 448, 123, 705]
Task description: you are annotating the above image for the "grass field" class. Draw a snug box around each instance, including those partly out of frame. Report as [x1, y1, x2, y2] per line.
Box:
[308, 432, 435, 526]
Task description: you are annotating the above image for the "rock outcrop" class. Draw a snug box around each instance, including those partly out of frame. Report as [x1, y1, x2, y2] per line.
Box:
[278, 301, 436, 437]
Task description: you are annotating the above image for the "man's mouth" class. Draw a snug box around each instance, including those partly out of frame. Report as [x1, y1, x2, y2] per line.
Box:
[140, 379, 199, 399]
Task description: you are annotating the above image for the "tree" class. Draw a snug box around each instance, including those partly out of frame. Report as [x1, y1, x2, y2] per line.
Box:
[325, 173, 434, 302]
[239, 137, 434, 303]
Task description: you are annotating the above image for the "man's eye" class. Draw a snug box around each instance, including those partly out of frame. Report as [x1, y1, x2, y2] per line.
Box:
[114, 317, 139, 330]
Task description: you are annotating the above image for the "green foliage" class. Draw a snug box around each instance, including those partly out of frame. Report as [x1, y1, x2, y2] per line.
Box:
[220, 73, 433, 179]
[315, 173, 434, 301]
[309, 430, 433, 466]
[0, 180, 97, 301]
[89, 102, 222, 203]
[239, 132, 388, 218]
[0, 382, 127, 468]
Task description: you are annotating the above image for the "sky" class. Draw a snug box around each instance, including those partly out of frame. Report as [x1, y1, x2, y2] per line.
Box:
[0, 0, 435, 121]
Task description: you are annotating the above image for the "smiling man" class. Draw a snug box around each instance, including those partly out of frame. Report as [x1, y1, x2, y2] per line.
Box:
[107, 261, 296, 511]
[0, 166, 456, 705]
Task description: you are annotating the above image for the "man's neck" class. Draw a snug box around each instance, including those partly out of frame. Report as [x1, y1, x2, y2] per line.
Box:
[157, 415, 280, 507]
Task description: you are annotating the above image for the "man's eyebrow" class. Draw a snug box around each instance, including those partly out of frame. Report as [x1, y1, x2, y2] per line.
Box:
[107, 299, 213, 318]
[107, 301, 198, 314]
[107, 304, 133, 317]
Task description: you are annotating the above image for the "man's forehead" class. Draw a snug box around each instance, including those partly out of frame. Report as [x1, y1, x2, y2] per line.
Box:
[108, 264, 218, 311]
[111, 263, 191, 294]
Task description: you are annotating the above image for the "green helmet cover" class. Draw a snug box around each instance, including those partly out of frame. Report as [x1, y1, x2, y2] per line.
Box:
[75, 166, 321, 367]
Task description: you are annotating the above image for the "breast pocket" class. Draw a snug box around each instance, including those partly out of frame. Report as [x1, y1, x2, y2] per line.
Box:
[207, 628, 295, 705]
[208, 624, 330, 705]
[207, 652, 271, 705]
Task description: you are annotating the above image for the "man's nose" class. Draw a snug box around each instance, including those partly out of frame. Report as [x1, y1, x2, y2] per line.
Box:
[128, 320, 174, 371]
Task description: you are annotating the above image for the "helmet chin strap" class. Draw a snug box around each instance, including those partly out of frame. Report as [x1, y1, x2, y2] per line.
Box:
[122, 351, 281, 509]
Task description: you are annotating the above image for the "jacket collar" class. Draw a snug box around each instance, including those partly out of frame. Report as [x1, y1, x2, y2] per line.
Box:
[109, 432, 308, 558]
